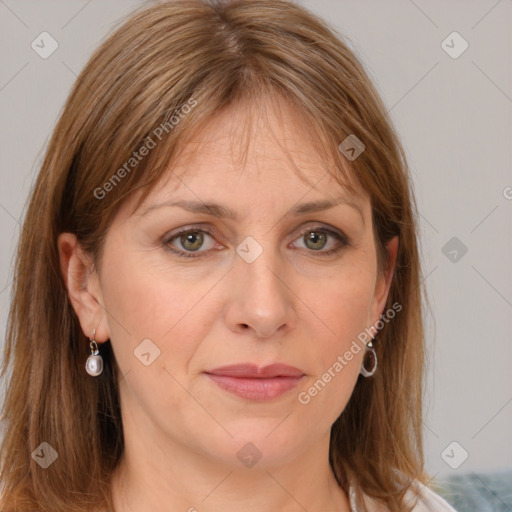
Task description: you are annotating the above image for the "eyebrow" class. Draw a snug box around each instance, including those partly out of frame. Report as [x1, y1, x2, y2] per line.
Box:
[138, 197, 364, 224]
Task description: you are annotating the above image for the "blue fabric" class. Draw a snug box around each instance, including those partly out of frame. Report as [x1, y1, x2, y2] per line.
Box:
[432, 468, 512, 512]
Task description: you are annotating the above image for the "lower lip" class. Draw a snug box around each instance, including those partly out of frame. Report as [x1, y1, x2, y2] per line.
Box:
[205, 374, 304, 401]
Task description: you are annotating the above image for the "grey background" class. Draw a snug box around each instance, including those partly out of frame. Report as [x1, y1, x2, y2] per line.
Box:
[0, 0, 511, 478]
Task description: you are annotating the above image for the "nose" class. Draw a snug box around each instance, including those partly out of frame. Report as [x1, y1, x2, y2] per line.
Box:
[223, 247, 296, 339]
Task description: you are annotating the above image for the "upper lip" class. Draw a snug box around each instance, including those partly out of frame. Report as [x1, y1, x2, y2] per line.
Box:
[205, 363, 305, 378]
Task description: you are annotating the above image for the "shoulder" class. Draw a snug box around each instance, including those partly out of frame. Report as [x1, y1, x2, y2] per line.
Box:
[404, 481, 457, 511]
[349, 479, 457, 512]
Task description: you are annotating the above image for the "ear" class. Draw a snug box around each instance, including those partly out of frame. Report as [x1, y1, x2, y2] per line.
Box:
[57, 232, 110, 343]
[369, 235, 399, 330]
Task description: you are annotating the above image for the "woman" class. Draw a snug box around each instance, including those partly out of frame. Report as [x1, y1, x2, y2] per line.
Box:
[0, 1, 457, 511]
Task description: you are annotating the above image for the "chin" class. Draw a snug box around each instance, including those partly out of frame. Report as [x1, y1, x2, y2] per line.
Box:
[194, 422, 307, 470]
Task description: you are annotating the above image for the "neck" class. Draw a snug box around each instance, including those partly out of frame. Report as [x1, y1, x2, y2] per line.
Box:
[110, 424, 351, 512]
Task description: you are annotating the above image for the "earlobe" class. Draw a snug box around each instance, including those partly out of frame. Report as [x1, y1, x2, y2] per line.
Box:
[57, 232, 109, 342]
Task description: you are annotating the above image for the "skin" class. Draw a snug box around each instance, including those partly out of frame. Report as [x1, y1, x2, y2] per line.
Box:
[58, 94, 398, 512]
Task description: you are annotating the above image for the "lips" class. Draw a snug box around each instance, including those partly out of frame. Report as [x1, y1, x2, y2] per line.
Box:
[206, 363, 305, 378]
[204, 363, 305, 401]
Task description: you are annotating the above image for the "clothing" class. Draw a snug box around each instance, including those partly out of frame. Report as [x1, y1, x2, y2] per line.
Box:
[348, 479, 458, 511]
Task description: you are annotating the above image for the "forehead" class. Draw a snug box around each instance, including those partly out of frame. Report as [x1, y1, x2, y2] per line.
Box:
[121, 92, 369, 222]
[149, 94, 364, 198]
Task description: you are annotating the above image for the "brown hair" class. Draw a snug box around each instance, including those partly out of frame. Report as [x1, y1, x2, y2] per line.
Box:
[0, 0, 429, 510]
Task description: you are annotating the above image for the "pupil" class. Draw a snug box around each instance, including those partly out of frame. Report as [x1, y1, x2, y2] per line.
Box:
[182, 232, 203, 251]
[307, 232, 325, 249]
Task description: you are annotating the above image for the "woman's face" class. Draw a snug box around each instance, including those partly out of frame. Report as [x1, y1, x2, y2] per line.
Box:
[67, 97, 397, 470]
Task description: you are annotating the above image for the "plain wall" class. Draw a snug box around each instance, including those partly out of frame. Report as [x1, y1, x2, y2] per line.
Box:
[0, 0, 511, 479]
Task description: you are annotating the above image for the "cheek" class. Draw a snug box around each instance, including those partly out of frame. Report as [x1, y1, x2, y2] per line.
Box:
[306, 259, 376, 349]
[99, 247, 216, 377]
[99, 250, 221, 433]
[294, 257, 376, 410]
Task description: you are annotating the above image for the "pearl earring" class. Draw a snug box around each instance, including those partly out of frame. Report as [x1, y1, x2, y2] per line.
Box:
[85, 328, 104, 377]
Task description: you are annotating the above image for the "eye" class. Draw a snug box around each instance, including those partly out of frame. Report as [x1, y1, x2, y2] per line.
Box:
[164, 227, 218, 258]
[163, 225, 349, 259]
[291, 226, 349, 256]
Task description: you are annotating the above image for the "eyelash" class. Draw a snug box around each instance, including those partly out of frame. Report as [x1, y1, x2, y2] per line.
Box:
[162, 225, 350, 259]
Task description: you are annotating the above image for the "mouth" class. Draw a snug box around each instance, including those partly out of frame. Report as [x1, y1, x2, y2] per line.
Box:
[203, 363, 305, 402]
